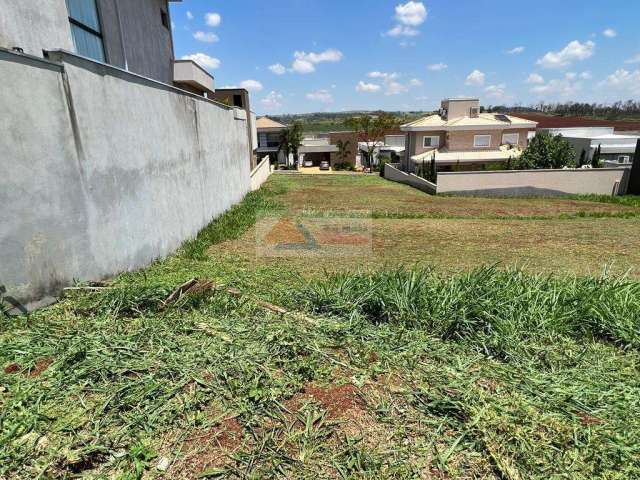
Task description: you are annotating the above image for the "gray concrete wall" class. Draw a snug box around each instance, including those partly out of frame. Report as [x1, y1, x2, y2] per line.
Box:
[437, 168, 630, 197]
[384, 164, 437, 194]
[0, 49, 250, 308]
[0, 0, 74, 56]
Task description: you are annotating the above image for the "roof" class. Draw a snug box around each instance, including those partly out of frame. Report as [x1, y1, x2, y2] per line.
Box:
[256, 117, 287, 129]
[507, 113, 640, 132]
[402, 113, 537, 131]
[411, 145, 523, 164]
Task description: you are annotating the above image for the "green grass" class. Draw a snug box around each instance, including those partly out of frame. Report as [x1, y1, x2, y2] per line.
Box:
[1, 175, 640, 479]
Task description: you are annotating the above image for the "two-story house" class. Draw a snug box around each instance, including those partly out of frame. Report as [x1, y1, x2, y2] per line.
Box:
[401, 98, 537, 171]
[256, 117, 289, 165]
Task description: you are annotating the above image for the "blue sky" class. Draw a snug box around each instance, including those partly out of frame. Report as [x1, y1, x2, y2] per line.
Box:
[169, 0, 640, 115]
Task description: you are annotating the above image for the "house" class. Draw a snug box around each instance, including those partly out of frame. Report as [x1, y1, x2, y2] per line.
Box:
[539, 127, 639, 167]
[400, 98, 537, 172]
[210, 88, 258, 168]
[0, 0, 217, 95]
[256, 117, 289, 164]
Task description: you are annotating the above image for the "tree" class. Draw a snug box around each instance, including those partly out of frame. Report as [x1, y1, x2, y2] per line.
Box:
[277, 122, 304, 167]
[336, 139, 352, 164]
[592, 144, 602, 168]
[516, 132, 576, 170]
[345, 113, 399, 171]
[577, 149, 586, 168]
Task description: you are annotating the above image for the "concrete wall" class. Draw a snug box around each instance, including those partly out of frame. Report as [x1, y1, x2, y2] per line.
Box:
[384, 163, 437, 194]
[100, 0, 175, 84]
[250, 156, 272, 191]
[0, 0, 74, 56]
[437, 168, 630, 197]
[0, 49, 250, 308]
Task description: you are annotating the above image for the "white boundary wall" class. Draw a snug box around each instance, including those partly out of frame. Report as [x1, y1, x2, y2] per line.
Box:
[1, 49, 250, 307]
[250, 155, 272, 191]
[437, 168, 630, 196]
[384, 163, 437, 194]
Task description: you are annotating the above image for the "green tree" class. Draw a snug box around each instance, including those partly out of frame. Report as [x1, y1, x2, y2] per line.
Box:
[345, 113, 398, 171]
[592, 144, 602, 168]
[516, 132, 576, 170]
[336, 139, 352, 164]
[278, 122, 304, 167]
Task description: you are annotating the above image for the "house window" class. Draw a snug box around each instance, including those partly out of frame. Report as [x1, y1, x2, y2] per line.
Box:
[161, 10, 169, 29]
[618, 155, 630, 164]
[66, 0, 105, 62]
[502, 133, 519, 145]
[385, 135, 405, 147]
[474, 135, 492, 148]
[233, 94, 243, 108]
[423, 136, 440, 148]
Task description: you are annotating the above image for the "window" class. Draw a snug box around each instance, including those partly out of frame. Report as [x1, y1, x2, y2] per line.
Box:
[233, 94, 243, 108]
[161, 10, 169, 29]
[385, 135, 405, 147]
[618, 155, 630, 164]
[66, 0, 105, 62]
[423, 136, 440, 148]
[502, 133, 519, 145]
[473, 135, 491, 148]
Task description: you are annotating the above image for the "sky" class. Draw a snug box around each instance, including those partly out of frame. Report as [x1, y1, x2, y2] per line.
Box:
[169, 0, 640, 115]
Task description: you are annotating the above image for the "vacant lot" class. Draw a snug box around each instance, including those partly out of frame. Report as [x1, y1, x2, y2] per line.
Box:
[1, 174, 639, 479]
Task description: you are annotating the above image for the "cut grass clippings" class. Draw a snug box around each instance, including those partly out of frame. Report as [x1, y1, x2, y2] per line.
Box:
[2, 174, 640, 479]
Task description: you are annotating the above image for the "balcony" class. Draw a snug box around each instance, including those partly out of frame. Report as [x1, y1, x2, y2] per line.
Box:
[173, 60, 215, 96]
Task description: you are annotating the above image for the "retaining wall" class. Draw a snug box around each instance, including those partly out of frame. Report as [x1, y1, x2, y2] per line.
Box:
[0, 49, 250, 308]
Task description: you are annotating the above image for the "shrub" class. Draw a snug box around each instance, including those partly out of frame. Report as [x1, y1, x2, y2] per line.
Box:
[516, 132, 576, 170]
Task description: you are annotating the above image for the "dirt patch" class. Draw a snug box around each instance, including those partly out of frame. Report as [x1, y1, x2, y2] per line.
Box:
[171, 417, 245, 478]
[4, 363, 21, 374]
[28, 358, 52, 377]
[285, 383, 363, 420]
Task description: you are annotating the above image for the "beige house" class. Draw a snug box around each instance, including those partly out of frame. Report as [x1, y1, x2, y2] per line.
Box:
[256, 117, 288, 164]
[401, 98, 537, 171]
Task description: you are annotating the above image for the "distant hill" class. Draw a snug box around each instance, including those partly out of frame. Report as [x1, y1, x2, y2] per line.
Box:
[268, 111, 433, 132]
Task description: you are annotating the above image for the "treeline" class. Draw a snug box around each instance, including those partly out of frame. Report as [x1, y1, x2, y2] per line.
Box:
[485, 101, 640, 119]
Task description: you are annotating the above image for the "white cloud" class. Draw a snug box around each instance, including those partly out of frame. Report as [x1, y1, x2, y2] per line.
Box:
[384, 1, 427, 39]
[565, 72, 577, 80]
[485, 83, 507, 99]
[386, 25, 420, 37]
[356, 81, 382, 93]
[193, 31, 219, 43]
[290, 49, 343, 74]
[465, 69, 485, 86]
[427, 63, 447, 71]
[600, 69, 640, 95]
[239, 79, 263, 92]
[603, 28, 617, 38]
[291, 59, 315, 74]
[260, 91, 283, 110]
[268, 63, 286, 75]
[306, 89, 333, 103]
[625, 54, 640, 64]
[385, 80, 408, 95]
[530, 77, 582, 97]
[506, 46, 525, 55]
[526, 73, 545, 84]
[579, 71, 592, 80]
[181, 53, 220, 70]
[537, 40, 595, 69]
[409, 78, 423, 87]
[204, 12, 221, 27]
[368, 71, 399, 79]
[395, 1, 428, 26]
[186, 11, 193, 20]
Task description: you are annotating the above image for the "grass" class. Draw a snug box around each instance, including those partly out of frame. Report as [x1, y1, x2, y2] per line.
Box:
[1, 174, 640, 479]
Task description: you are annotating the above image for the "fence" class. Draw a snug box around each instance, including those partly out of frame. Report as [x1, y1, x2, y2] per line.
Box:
[1, 48, 251, 308]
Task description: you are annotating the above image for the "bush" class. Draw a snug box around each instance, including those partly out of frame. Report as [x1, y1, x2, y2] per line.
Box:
[333, 162, 354, 171]
[515, 132, 576, 170]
